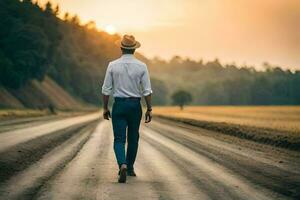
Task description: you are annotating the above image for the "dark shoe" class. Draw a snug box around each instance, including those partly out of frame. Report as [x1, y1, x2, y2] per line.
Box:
[127, 170, 137, 176]
[118, 166, 127, 183]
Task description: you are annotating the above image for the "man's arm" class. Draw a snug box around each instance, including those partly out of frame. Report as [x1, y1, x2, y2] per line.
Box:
[144, 94, 152, 110]
[103, 95, 109, 110]
[144, 94, 152, 123]
[102, 95, 110, 120]
[141, 64, 153, 123]
[102, 63, 113, 120]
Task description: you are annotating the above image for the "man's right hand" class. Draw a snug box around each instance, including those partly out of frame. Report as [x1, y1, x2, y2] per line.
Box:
[103, 109, 111, 120]
[145, 110, 152, 123]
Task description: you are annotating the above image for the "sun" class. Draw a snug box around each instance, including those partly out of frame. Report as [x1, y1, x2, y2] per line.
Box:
[105, 25, 116, 35]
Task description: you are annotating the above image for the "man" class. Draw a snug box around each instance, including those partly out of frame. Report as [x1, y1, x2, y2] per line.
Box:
[102, 35, 152, 183]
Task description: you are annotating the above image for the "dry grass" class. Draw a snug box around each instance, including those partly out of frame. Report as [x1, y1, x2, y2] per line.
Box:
[154, 106, 300, 134]
[0, 109, 48, 120]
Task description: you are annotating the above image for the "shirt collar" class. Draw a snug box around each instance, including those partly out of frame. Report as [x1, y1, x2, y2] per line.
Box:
[121, 54, 134, 58]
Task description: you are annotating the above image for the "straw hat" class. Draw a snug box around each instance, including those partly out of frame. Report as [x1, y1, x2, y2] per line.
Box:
[115, 34, 141, 49]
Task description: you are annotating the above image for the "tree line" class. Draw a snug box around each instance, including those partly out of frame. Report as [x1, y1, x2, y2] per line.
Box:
[0, 0, 299, 107]
[0, 0, 61, 88]
[0, 0, 121, 105]
[0, 0, 168, 106]
[148, 58, 300, 105]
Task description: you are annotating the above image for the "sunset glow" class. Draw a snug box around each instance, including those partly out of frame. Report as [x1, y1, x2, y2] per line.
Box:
[105, 25, 116, 35]
[38, 0, 300, 69]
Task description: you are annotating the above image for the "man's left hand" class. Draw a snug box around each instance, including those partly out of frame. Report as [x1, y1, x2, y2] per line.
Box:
[103, 109, 111, 120]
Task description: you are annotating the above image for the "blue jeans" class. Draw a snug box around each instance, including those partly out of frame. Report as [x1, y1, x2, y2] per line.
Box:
[112, 98, 142, 170]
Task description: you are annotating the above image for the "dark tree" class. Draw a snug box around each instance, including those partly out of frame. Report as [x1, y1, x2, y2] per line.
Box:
[172, 90, 192, 110]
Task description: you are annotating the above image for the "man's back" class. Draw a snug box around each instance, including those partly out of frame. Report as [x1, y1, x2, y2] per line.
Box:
[102, 54, 152, 98]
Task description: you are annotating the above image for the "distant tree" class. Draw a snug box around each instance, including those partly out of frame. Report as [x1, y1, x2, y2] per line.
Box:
[170, 55, 183, 65]
[64, 12, 70, 21]
[71, 15, 80, 25]
[171, 90, 192, 110]
[44, 1, 53, 15]
[54, 5, 60, 16]
[85, 21, 96, 30]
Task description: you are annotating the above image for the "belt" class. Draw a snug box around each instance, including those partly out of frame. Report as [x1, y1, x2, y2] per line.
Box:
[114, 97, 141, 101]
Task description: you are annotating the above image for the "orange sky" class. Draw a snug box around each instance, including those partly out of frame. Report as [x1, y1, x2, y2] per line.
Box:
[38, 0, 300, 70]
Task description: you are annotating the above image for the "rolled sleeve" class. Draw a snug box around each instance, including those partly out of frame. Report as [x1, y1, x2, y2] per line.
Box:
[141, 65, 152, 96]
[102, 63, 113, 95]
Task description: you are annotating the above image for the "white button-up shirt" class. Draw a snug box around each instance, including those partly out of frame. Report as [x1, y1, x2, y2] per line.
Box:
[102, 54, 152, 97]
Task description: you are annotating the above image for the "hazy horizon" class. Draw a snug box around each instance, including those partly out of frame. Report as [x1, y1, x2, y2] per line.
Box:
[38, 0, 300, 70]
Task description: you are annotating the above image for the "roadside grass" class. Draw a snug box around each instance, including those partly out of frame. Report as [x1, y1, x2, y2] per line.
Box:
[154, 106, 300, 151]
[0, 109, 49, 120]
[0, 108, 98, 120]
[154, 106, 300, 134]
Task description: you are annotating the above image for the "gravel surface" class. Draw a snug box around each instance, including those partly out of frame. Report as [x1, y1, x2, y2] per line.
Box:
[0, 115, 299, 200]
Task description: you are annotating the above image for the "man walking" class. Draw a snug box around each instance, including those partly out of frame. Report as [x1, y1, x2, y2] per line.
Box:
[102, 35, 152, 183]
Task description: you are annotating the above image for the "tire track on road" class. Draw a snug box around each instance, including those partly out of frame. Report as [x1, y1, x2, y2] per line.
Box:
[148, 120, 300, 199]
[0, 123, 97, 200]
[141, 126, 282, 200]
[0, 115, 67, 134]
[138, 138, 210, 200]
[35, 121, 112, 200]
[0, 121, 98, 183]
[139, 138, 235, 200]
[0, 112, 99, 152]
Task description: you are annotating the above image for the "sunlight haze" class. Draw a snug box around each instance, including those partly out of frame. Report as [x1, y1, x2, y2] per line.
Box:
[38, 0, 300, 70]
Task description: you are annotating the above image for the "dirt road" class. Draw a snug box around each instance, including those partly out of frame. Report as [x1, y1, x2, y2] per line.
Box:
[0, 113, 299, 200]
